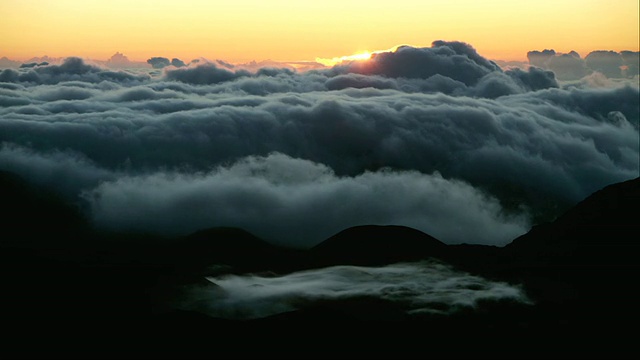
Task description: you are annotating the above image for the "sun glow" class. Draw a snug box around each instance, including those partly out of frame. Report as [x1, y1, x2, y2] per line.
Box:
[316, 52, 372, 66]
[316, 46, 404, 66]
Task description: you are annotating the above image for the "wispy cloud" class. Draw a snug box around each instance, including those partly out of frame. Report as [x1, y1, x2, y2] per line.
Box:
[181, 260, 531, 320]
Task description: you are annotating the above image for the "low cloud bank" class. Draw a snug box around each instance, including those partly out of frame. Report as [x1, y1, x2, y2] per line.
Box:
[182, 260, 530, 320]
[82, 153, 529, 247]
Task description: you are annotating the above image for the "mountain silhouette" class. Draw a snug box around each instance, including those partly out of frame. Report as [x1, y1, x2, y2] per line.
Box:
[1, 170, 638, 358]
[169, 226, 302, 274]
[0, 170, 89, 248]
[506, 177, 639, 262]
[500, 177, 640, 313]
[311, 225, 447, 266]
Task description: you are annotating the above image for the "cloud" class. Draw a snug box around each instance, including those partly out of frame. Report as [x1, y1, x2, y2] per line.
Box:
[0, 57, 149, 84]
[82, 153, 529, 247]
[171, 58, 186, 68]
[165, 63, 252, 84]
[181, 260, 530, 320]
[147, 57, 171, 69]
[527, 48, 639, 80]
[620, 51, 639, 77]
[527, 49, 556, 68]
[159, 42, 556, 98]
[0, 56, 21, 69]
[344, 41, 500, 86]
[0, 143, 114, 198]
[547, 53, 590, 80]
[585, 51, 623, 78]
[19, 62, 49, 68]
[0, 41, 638, 247]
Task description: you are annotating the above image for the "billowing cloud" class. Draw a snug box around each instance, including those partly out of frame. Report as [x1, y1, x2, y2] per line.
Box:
[527, 48, 639, 80]
[82, 153, 528, 247]
[0, 143, 113, 198]
[585, 51, 623, 78]
[181, 260, 530, 320]
[171, 58, 186, 68]
[165, 63, 251, 84]
[0, 41, 637, 247]
[163, 42, 557, 97]
[147, 57, 171, 69]
[0, 57, 148, 84]
[527, 49, 556, 68]
[547, 53, 590, 80]
[344, 41, 500, 86]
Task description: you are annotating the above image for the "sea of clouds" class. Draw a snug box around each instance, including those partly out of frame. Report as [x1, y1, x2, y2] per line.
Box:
[1, 41, 638, 247]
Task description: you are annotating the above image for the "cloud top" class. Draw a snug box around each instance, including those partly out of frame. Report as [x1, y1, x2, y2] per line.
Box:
[0, 41, 637, 247]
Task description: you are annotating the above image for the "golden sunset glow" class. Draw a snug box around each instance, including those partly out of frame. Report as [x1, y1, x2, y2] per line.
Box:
[317, 52, 373, 67]
[316, 46, 406, 67]
[1, 0, 638, 62]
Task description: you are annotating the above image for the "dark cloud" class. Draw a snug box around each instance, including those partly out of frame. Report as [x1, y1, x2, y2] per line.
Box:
[158, 42, 556, 98]
[528, 48, 639, 80]
[215, 59, 235, 69]
[325, 73, 398, 91]
[345, 41, 500, 86]
[183, 260, 530, 320]
[1, 41, 637, 247]
[620, 51, 639, 77]
[165, 63, 251, 84]
[335, 42, 557, 97]
[504, 67, 558, 91]
[585, 51, 623, 78]
[0, 57, 149, 84]
[19, 62, 48, 68]
[527, 50, 592, 81]
[147, 57, 171, 69]
[171, 58, 186, 68]
[527, 49, 556, 68]
[546, 53, 590, 80]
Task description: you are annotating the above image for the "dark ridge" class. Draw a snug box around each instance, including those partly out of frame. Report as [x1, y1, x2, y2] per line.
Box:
[506, 176, 639, 259]
[500, 177, 640, 311]
[171, 226, 302, 273]
[1, 170, 637, 358]
[0, 170, 90, 249]
[311, 225, 447, 266]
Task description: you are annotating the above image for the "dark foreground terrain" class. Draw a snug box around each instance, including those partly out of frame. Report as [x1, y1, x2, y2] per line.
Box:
[1, 170, 638, 359]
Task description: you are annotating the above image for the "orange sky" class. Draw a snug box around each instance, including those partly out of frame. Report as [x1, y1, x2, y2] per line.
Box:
[1, 0, 638, 63]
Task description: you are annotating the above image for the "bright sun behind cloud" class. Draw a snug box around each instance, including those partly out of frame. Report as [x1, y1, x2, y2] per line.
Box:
[315, 46, 405, 66]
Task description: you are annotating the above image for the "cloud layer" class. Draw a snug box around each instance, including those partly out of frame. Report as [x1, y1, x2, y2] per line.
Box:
[1, 41, 638, 246]
[82, 153, 528, 247]
[527, 49, 640, 80]
[183, 260, 530, 320]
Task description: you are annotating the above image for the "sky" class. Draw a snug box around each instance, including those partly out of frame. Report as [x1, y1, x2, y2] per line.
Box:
[1, 0, 638, 63]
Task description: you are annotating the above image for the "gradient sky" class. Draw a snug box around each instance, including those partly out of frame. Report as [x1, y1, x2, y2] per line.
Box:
[1, 0, 638, 62]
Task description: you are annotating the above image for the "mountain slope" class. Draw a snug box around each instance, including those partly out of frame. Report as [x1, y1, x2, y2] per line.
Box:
[311, 225, 447, 266]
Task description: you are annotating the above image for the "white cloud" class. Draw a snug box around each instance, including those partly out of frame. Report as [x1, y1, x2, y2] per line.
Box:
[180, 260, 530, 320]
[82, 153, 529, 247]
